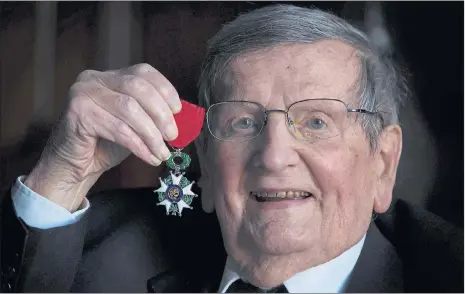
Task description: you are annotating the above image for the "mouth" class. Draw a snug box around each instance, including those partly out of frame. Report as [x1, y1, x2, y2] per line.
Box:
[250, 191, 313, 202]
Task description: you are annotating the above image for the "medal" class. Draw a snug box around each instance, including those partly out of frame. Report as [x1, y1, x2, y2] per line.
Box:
[154, 99, 205, 216]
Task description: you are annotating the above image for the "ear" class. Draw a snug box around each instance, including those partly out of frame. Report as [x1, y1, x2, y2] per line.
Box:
[194, 133, 215, 213]
[373, 124, 402, 213]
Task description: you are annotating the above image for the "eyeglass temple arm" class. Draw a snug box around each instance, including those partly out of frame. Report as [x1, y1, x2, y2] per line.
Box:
[347, 108, 377, 115]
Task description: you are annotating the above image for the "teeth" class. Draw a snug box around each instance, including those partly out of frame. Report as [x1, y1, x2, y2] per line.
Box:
[256, 191, 268, 198]
[250, 191, 311, 198]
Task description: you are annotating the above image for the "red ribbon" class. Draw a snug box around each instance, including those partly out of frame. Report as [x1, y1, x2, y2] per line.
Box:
[167, 99, 205, 149]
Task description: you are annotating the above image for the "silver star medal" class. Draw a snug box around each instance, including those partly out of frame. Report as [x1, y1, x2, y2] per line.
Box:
[154, 149, 198, 216]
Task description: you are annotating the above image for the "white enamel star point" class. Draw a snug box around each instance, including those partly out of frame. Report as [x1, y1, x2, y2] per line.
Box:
[156, 199, 172, 215]
[154, 173, 197, 217]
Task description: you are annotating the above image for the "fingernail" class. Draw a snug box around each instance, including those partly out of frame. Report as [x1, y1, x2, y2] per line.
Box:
[161, 147, 172, 161]
[165, 124, 178, 141]
[151, 155, 161, 166]
[168, 96, 182, 114]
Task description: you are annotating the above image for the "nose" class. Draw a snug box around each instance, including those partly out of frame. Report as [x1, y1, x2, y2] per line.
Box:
[252, 113, 300, 173]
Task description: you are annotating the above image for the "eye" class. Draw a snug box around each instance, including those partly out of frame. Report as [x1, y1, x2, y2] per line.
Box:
[232, 117, 256, 130]
[306, 118, 327, 130]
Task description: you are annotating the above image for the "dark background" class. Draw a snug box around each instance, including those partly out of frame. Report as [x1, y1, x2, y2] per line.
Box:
[0, 2, 463, 227]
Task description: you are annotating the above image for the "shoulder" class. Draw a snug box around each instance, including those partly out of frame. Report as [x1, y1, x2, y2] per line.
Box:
[85, 186, 207, 246]
[85, 185, 210, 238]
[376, 199, 464, 292]
[85, 186, 224, 265]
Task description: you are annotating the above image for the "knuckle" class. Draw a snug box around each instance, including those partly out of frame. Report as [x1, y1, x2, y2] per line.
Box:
[68, 95, 89, 114]
[77, 69, 98, 82]
[134, 142, 148, 159]
[155, 109, 172, 125]
[121, 75, 148, 93]
[114, 121, 137, 149]
[115, 94, 139, 115]
[65, 96, 90, 126]
[68, 82, 85, 96]
[137, 127, 152, 141]
[131, 63, 156, 75]
[64, 108, 80, 127]
[157, 85, 175, 99]
[118, 126, 144, 155]
[115, 120, 131, 137]
[144, 132, 162, 148]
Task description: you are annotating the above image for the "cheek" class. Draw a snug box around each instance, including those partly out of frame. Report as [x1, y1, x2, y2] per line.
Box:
[304, 143, 375, 221]
[207, 143, 250, 216]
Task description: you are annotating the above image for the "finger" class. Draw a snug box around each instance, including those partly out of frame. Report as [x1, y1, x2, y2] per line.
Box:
[78, 65, 181, 114]
[122, 63, 182, 113]
[97, 73, 179, 142]
[84, 97, 164, 166]
[76, 69, 106, 82]
[80, 82, 172, 161]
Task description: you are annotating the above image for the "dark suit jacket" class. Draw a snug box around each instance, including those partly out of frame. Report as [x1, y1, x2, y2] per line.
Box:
[0, 185, 463, 293]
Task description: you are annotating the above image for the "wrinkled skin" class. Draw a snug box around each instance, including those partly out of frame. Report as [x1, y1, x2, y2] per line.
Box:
[25, 36, 402, 289]
[196, 41, 402, 287]
[25, 64, 182, 211]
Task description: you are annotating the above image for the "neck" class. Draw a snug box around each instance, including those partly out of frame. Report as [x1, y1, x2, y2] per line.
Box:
[227, 236, 366, 288]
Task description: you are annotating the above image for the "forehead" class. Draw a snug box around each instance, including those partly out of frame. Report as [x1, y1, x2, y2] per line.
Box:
[229, 40, 361, 105]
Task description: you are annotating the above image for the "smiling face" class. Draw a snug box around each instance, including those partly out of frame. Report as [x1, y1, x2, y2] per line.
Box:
[197, 40, 402, 287]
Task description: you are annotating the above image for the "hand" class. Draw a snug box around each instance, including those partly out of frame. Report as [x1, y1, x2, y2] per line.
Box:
[25, 63, 181, 211]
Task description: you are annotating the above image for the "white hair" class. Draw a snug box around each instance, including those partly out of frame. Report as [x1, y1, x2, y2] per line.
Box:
[197, 4, 410, 149]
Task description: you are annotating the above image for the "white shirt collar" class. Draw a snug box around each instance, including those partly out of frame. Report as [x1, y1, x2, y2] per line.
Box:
[218, 234, 366, 293]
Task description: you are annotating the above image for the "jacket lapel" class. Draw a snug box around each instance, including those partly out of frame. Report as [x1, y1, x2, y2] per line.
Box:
[148, 217, 404, 293]
[147, 212, 227, 293]
[344, 222, 404, 292]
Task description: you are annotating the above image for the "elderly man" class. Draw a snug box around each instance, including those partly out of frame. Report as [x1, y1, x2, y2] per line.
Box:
[1, 4, 462, 293]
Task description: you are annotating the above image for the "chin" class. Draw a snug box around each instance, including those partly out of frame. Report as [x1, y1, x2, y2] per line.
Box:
[226, 225, 324, 289]
[235, 237, 316, 289]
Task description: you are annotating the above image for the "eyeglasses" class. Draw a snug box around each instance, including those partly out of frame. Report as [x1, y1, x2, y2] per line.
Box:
[206, 98, 378, 143]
